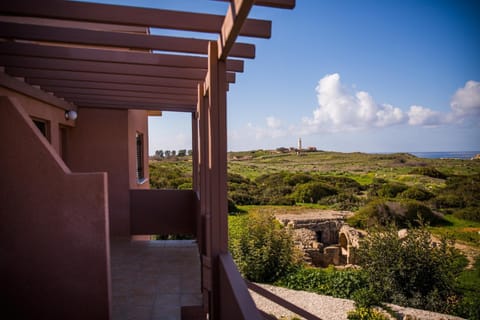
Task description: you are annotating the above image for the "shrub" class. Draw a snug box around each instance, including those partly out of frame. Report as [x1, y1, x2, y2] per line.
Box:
[275, 266, 368, 299]
[400, 186, 434, 201]
[377, 182, 408, 198]
[357, 226, 465, 313]
[347, 308, 389, 320]
[228, 211, 301, 283]
[409, 167, 447, 179]
[453, 207, 480, 222]
[292, 182, 337, 203]
[350, 199, 443, 228]
[318, 193, 364, 211]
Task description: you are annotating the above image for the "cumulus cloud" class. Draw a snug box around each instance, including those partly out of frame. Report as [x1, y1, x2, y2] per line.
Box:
[302, 73, 405, 133]
[247, 116, 288, 139]
[302, 74, 480, 132]
[450, 80, 480, 117]
[407, 105, 446, 126]
[235, 75, 480, 146]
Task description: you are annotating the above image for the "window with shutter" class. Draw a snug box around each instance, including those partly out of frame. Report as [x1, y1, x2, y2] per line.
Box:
[136, 132, 145, 182]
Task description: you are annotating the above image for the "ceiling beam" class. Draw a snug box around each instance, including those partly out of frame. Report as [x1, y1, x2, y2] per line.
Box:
[0, 0, 271, 38]
[0, 21, 255, 58]
[55, 92, 197, 104]
[0, 42, 245, 72]
[74, 100, 196, 113]
[0, 55, 208, 80]
[214, 0, 295, 9]
[218, 0, 256, 60]
[5, 67, 236, 86]
[32, 79, 197, 96]
[50, 88, 196, 101]
[0, 71, 75, 111]
[6, 67, 198, 88]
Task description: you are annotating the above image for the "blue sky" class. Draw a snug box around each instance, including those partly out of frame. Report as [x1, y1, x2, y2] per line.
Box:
[83, 0, 480, 153]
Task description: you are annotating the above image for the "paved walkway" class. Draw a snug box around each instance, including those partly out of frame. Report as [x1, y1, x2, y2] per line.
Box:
[110, 239, 202, 320]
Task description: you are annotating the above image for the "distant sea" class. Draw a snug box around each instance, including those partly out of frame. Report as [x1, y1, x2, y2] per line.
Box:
[408, 151, 480, 160]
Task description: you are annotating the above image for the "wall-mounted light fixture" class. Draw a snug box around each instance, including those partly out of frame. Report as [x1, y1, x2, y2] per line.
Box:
[65, 110, 78, 120]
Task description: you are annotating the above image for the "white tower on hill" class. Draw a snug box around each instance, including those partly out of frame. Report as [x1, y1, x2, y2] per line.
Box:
[298, 137, 302, 151]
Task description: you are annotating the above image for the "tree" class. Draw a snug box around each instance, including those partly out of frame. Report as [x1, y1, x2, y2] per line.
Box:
[164, 150, 171, 158]
[178, 149, 187, 157]
[155, 150, 164, 158]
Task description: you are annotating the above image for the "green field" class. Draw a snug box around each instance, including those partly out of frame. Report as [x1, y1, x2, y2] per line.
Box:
[150, 150, 480, 247]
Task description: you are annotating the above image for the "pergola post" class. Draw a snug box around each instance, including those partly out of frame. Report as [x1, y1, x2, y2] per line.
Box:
[197, 40, 228, 319]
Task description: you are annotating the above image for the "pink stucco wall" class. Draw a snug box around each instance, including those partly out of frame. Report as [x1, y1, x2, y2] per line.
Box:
[65, 108, 149, 236]
[65, 108, 131, 236]
[0, 96, 110, 319]
[0, 86, 75, 156]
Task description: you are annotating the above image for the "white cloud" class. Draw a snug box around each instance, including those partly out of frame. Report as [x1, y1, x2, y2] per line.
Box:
[266, 116, 282, 129]
[243, 117, 288, 140]
[235, 76, 480, 148]
[450, 80, 480, 117]
[407, 105, 446, 126]
[302, 73, 405, 133]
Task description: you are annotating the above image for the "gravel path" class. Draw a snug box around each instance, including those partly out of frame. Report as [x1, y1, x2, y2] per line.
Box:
[250, 283, 465, 320]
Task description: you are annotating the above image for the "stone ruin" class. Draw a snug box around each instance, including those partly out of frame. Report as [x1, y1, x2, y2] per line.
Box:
[276, 212, 363, 267]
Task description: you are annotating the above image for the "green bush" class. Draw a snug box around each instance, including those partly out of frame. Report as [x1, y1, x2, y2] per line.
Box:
[292, 182, 337, 203]
[228, 212, 301, 283]
[275, 266, 368, 299]
[400, 186, 434, 201]
[357, 226, 465, 313]
[377, 182, 408, 198]
[318, 193, 364, 211]
[347, 308, 389, 320]
[434, 174, 480, 209]
[350, 199, 443, 228]
[409, 167, 447, 179]
[453, 207, 480, 222]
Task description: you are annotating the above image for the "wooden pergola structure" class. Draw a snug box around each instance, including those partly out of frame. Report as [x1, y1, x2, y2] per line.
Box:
[0, 1, 295, 319]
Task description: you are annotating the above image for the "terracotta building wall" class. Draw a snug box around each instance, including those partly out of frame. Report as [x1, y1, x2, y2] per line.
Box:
[66, 107, 131, 236]
[0, 86, 75, 155]
[0, 96, 110, 319]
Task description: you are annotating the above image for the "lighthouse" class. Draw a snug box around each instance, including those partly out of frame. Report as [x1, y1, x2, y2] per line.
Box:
[298, 137, 302, 151]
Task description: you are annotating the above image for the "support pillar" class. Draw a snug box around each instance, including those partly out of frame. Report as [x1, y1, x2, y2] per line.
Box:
[197, 40, 228, 320]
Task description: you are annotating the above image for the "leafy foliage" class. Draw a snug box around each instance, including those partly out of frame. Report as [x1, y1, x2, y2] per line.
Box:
[275, 266, 368, 299]
[409, 167, 448, 179]
[292, 182, 337, 203]
[349, 199, 444, 228]
[357, 226, 466, 313]
[228, 211, 301, 283]
[400, 186, 434, 201]
[347, 308, 389, 320]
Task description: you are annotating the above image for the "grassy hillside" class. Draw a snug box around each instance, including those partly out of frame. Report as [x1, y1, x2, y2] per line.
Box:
[149, 150, 480, 245]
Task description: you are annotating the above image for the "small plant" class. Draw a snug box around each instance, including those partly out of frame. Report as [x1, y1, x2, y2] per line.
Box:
[347, 307, 389, 320]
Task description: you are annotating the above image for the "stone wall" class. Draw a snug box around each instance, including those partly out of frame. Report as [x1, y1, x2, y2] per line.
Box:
[277, 212, 362, 267]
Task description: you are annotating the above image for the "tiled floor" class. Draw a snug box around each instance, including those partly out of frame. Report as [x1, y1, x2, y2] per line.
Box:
[110, 239, 202, 320]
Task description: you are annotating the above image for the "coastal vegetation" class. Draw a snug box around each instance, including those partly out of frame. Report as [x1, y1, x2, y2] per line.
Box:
[149, 150, 480, 319]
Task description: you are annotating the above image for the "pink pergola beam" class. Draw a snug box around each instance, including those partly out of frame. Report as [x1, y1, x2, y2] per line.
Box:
[214, 0, 295, 9]
[0, 0, 271, 38]
[0, 42, 245, 72]
[34, 80, 197, 96]
[0, 22, 255, 59]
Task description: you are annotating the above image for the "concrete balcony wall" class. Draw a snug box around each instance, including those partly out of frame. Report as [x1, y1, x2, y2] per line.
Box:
[0, 96, 110, 319]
